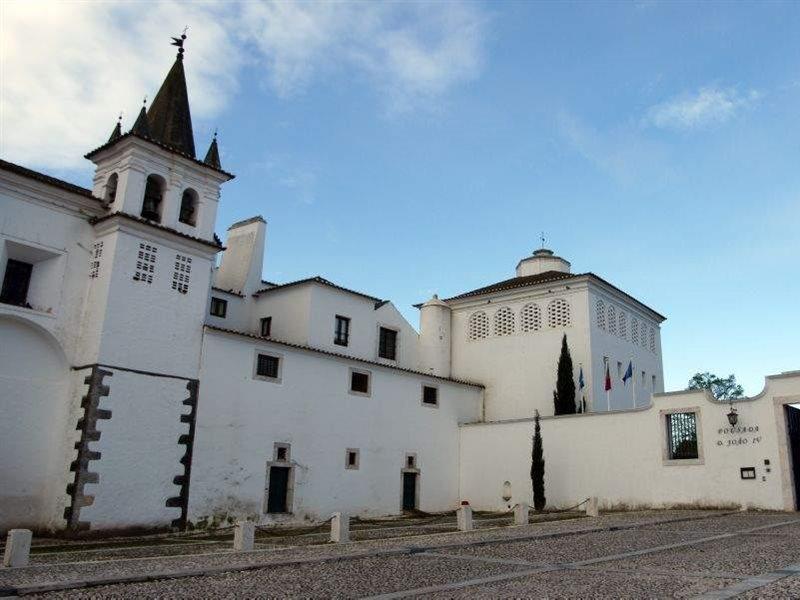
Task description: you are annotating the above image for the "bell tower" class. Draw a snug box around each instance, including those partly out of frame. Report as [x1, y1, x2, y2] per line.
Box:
[63, 35, 233, 532]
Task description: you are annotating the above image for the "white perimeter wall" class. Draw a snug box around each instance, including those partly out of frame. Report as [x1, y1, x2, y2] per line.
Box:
[189, 329, 483, 523]
[460, 372, 800, 512]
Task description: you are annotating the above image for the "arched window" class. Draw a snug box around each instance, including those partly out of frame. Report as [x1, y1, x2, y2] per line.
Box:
[493, 307, 515, 336]
[520, 303, 541, 332]
[547, 298, 571, 328]
[179, 188, 198, 226]
[596, 298, 606, 330]
[468, 311, 489, 341]
[141, 175, 164, 222]
[104, 173, 118, 204]
[618, 311, 627, 340]
[607, 305, 617, 336]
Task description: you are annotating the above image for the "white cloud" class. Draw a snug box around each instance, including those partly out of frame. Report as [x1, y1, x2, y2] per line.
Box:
[645, 86, 761, 131]
[558, 111, 674, 188]
[0, 1, 488, 170]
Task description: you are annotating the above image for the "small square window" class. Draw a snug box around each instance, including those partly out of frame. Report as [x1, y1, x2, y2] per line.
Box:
[740, 467, 756, 480]
[378, 327, 398, 360]
[255, 353, 281, 381]
[260, 316, 272, 337]
[666, 412, 699, 460]
[334, 315, 350, 346]
[274, 443, 290, 462]
[406, 454, 416, 468]
[350, 370, 370, 395]
[422, 385, 438, 407]
[345, 448, 360, 470]
[210, 297, 227, 318]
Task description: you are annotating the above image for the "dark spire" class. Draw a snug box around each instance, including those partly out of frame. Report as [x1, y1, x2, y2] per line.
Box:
[145, 31, 195, 157]
[203, 130, 221, 169]
[108, 113, 122, 142]
[131, 99, 151, 137]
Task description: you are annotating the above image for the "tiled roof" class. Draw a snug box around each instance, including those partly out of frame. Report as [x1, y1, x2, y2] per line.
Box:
[253, 276, 382, 304]
[205, 325, 484, 389]
[443, 270, 577, 302]
[441, 269, 666, 321]
[211, 287, 244, 297]
[90, 212, 224, 250]
[0, 159, 101, 202]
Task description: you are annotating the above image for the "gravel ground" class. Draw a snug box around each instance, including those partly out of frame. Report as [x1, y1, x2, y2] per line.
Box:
[601, 530, 800, 577]
[443, 528, 715, 564]
[26, 554, 533, 599]
[738, 574, 800, 598]
[5, 510, 797, 599]
[418, 568, 737, 599]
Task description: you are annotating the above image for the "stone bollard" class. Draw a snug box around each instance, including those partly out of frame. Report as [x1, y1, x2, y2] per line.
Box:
[233, 520, 255, 552]
[330, 512, 349, 543]
[513, 503, 529, 526]
[457, 506, 473, 531]
[3, 529, 32, 567]
[585, 497, 599, 518]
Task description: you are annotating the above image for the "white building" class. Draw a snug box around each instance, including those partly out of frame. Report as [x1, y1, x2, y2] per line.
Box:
[1, 41, 798, 534]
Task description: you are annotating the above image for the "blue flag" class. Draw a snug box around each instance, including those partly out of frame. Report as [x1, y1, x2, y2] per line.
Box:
[578, 366, 585, 390]
[622, 361, 633, 385]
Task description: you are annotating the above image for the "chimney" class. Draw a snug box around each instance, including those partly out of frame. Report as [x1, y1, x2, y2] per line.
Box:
[215, 216, 266, 295]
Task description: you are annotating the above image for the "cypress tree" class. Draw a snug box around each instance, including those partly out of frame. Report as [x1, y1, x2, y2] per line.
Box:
[553, 334, 576, 415]
[531, 410, 546, 511]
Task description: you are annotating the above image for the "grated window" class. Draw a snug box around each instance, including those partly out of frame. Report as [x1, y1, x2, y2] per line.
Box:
[89, 241, 104, 279]
[547, 298, 571, 328]
[640, 323, 648, 348]
[649, 327, 656, 353]
[607, 305, 617, 336]
[631, 318, 639, 345]
[133, 242, 157, 284]
[493, 307, 515, 336]
[468, 311, 489, 340]
[171, 254, 192, 294]
[596, 299, 606, 330]
[520, 303, 542, 333]
[618, 311, 627, 340]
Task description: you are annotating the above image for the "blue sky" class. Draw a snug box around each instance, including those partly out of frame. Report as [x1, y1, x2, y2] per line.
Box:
[2, 1, 798, 395]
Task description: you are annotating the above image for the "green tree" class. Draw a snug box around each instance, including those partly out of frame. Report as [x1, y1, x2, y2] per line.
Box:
[687, 372, 744, 401]
[553, 334, 576, 415]
[531, 410, 546, 511]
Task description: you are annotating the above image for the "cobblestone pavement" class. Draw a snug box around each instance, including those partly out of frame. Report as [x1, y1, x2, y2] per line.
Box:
[1, 510, 798, 598]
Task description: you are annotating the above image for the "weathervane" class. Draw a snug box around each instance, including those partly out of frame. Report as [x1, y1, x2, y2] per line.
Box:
[171, 26, 188, 58]
[540, 231, 546, 249]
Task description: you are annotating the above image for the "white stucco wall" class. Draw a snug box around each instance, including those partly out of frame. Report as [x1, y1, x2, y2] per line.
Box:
[587, 285, 664, 412]
[450, 283, 591, 421]
[250, 285, 312, 345]
[189, 329, 483, 524]
[459, 372, 800, 512]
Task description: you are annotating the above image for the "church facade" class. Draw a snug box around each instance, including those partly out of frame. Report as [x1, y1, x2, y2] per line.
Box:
[1, 44, 799, 534]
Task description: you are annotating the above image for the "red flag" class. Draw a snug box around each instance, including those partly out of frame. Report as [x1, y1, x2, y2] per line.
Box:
[604, 363, 612, 391]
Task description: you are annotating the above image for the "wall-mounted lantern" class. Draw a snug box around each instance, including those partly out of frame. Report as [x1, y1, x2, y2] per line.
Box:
[727, 402, 738, 426]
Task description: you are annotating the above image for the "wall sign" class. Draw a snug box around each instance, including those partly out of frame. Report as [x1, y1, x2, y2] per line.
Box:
[740, 467, 756, 480]
[716, 424, 761, 447]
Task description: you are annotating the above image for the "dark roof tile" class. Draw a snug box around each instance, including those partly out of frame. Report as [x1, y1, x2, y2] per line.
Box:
[0, 159, 101, 202]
